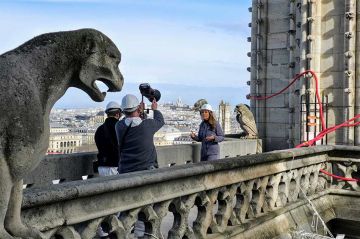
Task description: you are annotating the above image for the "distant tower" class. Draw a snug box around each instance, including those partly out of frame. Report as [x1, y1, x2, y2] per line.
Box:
[176, 97, 183, 107]
[218, 101, 231, 134]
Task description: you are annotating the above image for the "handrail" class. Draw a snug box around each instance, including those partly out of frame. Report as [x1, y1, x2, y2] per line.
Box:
[20, 145, 360, 238]
[24, 138, 261, 187]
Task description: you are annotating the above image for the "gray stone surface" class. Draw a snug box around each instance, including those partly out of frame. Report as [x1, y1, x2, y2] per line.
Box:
[24, 152, 97, 187]
[17, 145, 360, 238]
[0, 28, 123, 238]
[271, 49, 290, 65]
[23, 138, 260, 187]
[250, 0, 360, 149]
[267, 33, 289, 49]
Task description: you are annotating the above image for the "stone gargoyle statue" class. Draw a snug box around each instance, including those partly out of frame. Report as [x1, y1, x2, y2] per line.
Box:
[234, 104, 258, 139]
[192, 98, 208, 111]
[234, 104, 262, 153]
[0, 29, 123, 239]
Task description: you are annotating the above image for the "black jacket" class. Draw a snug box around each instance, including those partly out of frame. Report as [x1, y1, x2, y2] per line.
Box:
[95, 117, 120, 167]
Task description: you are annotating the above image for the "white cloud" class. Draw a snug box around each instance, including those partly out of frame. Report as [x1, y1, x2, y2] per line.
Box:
[100, 18, 250, 86]
[0, 13, 250, 86]
[0, 1, 251, 107]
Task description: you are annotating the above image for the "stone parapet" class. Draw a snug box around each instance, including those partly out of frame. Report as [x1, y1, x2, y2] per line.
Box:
[24, 137, 261, 187]
[20, 145, 360, 238]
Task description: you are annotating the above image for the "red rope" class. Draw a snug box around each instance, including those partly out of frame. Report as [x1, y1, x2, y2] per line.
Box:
[248, 70, 326, 131]
[248, 69, 360, 181]
[319, 169, 360, 182]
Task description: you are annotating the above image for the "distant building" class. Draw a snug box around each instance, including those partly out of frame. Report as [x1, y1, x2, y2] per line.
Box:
[50, 122, 69, 133]
[167, 98, 191, 111]
[89, 111, 106, 125]
[173, 135, 193, 145]
[176, 97, 184, 107]
[154, 125, 188, 146]
[169, 105, 191, 111]
[47, 133, 82, 154]
[218, 101, 231, 134]
[74, 128, 96, 145]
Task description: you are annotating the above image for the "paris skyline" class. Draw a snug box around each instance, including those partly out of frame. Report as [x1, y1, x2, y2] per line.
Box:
[0, 0, 252, 109]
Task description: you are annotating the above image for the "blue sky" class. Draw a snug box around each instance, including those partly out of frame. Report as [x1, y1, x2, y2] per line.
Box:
[0, 0, 252, 109]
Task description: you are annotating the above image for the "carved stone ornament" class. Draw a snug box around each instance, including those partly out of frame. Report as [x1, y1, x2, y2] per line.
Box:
[0, 28, 123, 238]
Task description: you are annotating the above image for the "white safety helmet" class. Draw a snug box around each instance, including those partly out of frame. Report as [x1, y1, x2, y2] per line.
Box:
[105, 101, 121, 113]
[200, 103, 213, 112]
[121, 94, 140, 112]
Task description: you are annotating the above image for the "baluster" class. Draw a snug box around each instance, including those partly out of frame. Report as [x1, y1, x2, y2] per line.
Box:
[119, 208, 142, 237]
[140, 205, 159, 237]
[276, 172, 289, 207]
[288, 169, 301, 202]
[193, 190, 218, 238]
[347, 163, 360, 191]
[150, 200, 172, 238]
[316, 163, 329, 191]
[265, 173, 282, 210]
[78, 215, 125, 239]
[308, 165, 319, 194]
[334, 162, 360, 191]
[237, 179, 255, 222]
[214, 184, 238, 233]
[105, 215, 126, 239]
[168, 194, 197, 238]
[250, 176, 269, 216]
[334, 163, 348, 189]
[80, 217, 105, 239]
[301, 165, 311, 197]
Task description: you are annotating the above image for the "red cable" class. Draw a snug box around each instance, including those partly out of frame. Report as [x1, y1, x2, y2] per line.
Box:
[248, 70, 326, 131]
[249, 69, 360, 181]
[319, 169, 360, 182]
[295, 113, 360, 148]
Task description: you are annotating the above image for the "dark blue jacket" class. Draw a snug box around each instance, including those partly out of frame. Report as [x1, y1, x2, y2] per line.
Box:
[94, 117, 120, 167]
[194, 121, 224, 161]
[115, 110, 164, 173]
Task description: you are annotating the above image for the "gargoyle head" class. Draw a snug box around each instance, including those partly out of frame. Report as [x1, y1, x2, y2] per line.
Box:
[193, 99, 208, 111]
[76, 29, 124, 102]
[234, 104, 251, 123]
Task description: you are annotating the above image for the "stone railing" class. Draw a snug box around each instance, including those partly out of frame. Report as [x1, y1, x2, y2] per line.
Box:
[24, 138, 259, 187]
[20, 145, 360, 238]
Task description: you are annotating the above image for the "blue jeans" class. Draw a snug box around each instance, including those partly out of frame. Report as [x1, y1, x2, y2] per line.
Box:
[201, 154, 219, 161]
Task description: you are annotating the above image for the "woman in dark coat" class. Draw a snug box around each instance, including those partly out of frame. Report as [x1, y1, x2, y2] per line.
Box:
[190, 104, 224, 161]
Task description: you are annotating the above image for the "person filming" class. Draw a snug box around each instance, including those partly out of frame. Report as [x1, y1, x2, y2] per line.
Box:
[115, 94, 164, 174]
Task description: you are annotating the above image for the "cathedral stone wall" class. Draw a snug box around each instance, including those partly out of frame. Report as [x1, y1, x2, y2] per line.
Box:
[250, 0, 360, 151]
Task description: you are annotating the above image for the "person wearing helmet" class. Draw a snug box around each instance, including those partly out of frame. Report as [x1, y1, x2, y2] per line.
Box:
[94, 101, 123, 176]
[190, 103, 224, 161]
[115, 94, 164, 174]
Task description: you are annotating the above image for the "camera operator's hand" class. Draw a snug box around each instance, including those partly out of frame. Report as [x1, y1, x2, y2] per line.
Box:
[139, 102, 145, 111]
[151, 99, 158, 110]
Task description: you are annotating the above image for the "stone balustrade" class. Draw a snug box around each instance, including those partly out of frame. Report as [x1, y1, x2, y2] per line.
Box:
[20, 145, 360, 238]
[24, 138, 259, 187]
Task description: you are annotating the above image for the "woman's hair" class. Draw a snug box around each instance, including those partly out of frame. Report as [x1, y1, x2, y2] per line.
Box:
[207, 111, 217, 130]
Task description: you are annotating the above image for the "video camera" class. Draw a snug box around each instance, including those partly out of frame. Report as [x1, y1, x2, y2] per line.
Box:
[138, 83, 161, 119]
[139, 83, 161, 102]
